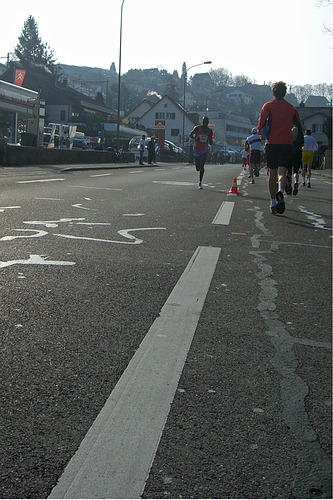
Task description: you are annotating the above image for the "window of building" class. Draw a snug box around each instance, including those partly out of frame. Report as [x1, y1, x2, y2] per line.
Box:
[166, 113, 175, 119]
[60, 110, 66, 121]
[171, 129, 179, 136]
[155, 112, 165, 119]
[312, 124, 323, 133]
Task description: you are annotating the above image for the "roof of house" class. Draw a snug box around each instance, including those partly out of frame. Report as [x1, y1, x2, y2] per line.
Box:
[133, 94, 198, 125]
[304, 95, 330, 107]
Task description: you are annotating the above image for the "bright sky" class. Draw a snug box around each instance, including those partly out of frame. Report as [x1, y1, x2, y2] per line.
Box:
[1, 0, 332, 87]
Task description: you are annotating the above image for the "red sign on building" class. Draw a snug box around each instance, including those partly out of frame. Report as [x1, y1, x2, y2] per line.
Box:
[15, 70, 26, 87]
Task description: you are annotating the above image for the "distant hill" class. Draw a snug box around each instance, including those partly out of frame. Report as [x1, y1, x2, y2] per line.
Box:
[56, 63, 118, 99]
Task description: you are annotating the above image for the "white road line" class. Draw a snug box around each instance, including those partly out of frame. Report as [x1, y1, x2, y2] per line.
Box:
[90, 173, 113, 177]
[16, 178, 65, 184]
[129, 170, 144, 174]
[212, 201, 235, 225]
[49, 245, 221, 500]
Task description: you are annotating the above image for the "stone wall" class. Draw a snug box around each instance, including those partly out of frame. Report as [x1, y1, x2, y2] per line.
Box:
[0, 144, 136, 167]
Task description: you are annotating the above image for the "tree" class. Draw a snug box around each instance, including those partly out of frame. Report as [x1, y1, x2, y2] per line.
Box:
[232, 74, 256, 87]
[209, 68, 232, 87]
[165, 74, 180, 100]
[95, 91, 105, 105]
[15, 16, 57, 73]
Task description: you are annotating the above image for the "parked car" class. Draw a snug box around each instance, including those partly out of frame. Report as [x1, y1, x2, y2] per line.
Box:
[73, 131, 87, 149]
[128, 136, 151, 160]
[164, 140, 184, 155]
[43, 126, 59, 147]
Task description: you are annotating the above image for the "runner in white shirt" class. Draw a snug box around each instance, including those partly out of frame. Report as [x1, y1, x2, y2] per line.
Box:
[246, 128, 263, 184]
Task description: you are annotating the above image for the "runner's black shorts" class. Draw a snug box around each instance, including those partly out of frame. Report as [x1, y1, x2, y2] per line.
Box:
[266, 144, 292, 170]
[250, 149, 261, 165]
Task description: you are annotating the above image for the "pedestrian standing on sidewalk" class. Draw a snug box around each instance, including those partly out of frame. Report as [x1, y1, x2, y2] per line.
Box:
[139, 135, 146, 165]
[302, 129, 318, 188]
[258, 81, 303, 215]
[189, 116, 213, 189]
[147, 136, 156, 164]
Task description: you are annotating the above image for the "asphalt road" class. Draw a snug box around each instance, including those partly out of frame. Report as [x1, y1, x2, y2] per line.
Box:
[0, 162, 331, 499]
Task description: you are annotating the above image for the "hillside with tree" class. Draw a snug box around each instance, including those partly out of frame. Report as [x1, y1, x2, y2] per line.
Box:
[0, 15, 332, 122]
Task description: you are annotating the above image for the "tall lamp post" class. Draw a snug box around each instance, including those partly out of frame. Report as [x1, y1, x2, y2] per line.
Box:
[116, 0, 125, 150]
[182, 61, 211, 160]
[205, 89, 225, 113]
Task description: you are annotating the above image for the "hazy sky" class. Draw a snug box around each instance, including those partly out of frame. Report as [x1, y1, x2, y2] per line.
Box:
[1, 0, 332, 86]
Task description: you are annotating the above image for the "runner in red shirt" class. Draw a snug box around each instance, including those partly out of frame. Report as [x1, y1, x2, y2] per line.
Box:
[189, 117, 213, 189]
[258, 81, 303, 215]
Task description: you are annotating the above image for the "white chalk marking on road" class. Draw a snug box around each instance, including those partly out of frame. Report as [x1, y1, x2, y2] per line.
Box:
[16, 178, 65, 184]
[90, 173, 114, 177]
[298, 205, 332, 231]
[23, 218, 85, 228]
[54, 227, 166, 245]
[0, 254, 75, 269]
[212, 201, 235, 225]
[122, 213, 145, 217]
[49, 245, 221, 500]
[70, 185, 122, 191]
[0, 206, 21, 212]
[0, 229, 48, 241]
[35, 197, 62, 201]
[76, 222, 112, 226]
[72, 204, 98, 211]
[153, 180, 198, 186]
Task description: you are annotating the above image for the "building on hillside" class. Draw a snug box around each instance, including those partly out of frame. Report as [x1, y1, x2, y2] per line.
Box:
[180, 91, 197, 110]
[125, 99, 155, 125]
[190, 73, 214, 95]
[205, 110, 253, 149]
[132, 94, 198, 146]
[226, 90, 254, 106]
[297, 105, 332, 146]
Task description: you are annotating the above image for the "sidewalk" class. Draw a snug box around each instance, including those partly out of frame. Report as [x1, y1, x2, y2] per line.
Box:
[313, 168, 332, 179]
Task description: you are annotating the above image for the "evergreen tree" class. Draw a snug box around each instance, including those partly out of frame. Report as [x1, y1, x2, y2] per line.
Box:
[95, 91, 105, 105]
[15, 16, 57, 73]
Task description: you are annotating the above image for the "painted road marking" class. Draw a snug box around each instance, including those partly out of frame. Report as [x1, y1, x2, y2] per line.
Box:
[54, 227, 166, 245]
[16, 178, 65, 184]
[35, 198, 62, 201]
[212, 201, 235, 225]
[0, 254, 75, 269]
[49, 245, 221, 500]
[0, 206, 21, 212]
[90, 173, 114, 177]
[129, 170, 144, 174]
[70, 186, 122, 191]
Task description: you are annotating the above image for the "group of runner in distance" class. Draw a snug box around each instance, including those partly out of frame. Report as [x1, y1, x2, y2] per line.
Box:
[189, 81, 318, 215]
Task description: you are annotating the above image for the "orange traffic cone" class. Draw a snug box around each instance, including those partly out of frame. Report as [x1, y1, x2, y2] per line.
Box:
[228, 177, 240, 195]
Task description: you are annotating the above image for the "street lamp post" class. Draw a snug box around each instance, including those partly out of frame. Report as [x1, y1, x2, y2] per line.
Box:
[182, 61, 211, 160]
[116, 0, 125, 150]
[205, 89, 226, 113]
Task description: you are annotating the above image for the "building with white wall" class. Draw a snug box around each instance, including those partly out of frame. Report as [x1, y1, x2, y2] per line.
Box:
[134, 95, 198, 146]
